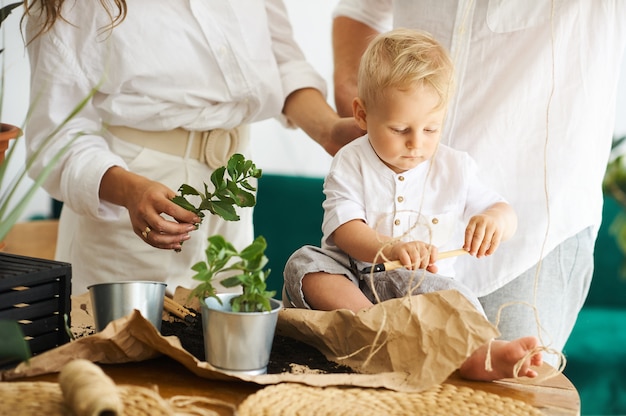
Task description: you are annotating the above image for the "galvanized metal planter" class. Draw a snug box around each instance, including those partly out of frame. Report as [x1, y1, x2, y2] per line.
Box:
[202, 293, 282, 375]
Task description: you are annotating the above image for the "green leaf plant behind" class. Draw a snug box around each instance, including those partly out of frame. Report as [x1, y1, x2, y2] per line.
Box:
[0, 1, 103, 241]
[0, 86, 100, 241]
[172, 153, 276, 312]
[0, 2, 105, 365]
[0, 320, 31, 365]
[603, 138, 626, 278]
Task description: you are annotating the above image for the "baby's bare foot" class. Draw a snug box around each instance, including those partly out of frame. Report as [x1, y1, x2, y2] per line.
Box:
[459, 336, 543, 381]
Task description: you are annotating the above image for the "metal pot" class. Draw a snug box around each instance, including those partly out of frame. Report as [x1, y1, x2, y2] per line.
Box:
[202, 293, 282, 375]
[88, 281, 166, 332]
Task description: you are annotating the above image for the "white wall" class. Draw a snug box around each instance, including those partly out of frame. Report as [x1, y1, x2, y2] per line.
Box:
[2, 2, 39, 220]
[3, 1, 626, 220]
[248, 1, 336, 177]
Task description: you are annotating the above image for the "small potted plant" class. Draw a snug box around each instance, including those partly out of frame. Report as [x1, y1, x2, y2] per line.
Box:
[172, 153, 282, 375]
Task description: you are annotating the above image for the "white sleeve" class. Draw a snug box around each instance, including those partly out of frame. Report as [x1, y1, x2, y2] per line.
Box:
[25, 17, 125, 220]
[462, 155, 507, 221]
[266, 0, 327, 127]
[321, 149, 367, 248]
[332, 0, 394, 33]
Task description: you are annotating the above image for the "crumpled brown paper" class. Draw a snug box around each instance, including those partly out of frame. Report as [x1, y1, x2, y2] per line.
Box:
[1, 289, 498, 392]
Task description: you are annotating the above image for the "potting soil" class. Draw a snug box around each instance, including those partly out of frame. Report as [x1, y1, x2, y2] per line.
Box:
[160, 310, 355, 375]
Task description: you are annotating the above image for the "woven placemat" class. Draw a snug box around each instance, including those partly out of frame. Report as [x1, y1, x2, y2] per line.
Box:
[237, 382, 544, 416]
[0, 381, 227, 416]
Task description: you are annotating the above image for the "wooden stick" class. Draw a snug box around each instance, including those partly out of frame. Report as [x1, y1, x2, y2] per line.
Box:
[163, 296, 196, 321]
[360, 248, 469, 274]
[438, 248, 470, 260]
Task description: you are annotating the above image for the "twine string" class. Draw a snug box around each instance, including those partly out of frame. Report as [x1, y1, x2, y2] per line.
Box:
[343, 0, 567, 381]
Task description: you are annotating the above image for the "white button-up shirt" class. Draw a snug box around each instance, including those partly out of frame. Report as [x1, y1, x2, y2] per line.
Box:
[25, 0, 326, 219]
[322, 136, 505, 278]
[334, 0, 626, 295]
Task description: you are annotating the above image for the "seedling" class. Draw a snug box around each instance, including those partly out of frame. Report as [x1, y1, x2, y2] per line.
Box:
[171, 153, 261, 222]
[172, 153, 275, 312]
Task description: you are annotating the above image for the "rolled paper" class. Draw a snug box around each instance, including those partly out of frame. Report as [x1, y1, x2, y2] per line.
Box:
[59, 359, 123, 416]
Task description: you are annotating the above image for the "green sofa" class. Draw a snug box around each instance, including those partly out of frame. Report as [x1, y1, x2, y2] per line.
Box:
[254, 174, 626, 416]
[562, 196, 626, 416]
[253, 174, 325, 297]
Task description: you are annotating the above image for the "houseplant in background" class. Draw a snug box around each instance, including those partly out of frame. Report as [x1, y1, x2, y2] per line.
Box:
[602, 135, 626, 275]
[172, 153, 282, 375]
[0, 0, 101, 365]
[0, 1, 32, 367]
[0, 0, 100, 241]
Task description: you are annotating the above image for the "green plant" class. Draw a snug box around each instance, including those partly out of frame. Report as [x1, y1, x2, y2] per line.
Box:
[0, 93, 98, 241]
[191, 234, 276, 312]
[0, 3, 21, 47]
[0, 1, 101, 363]
[603, 137, 626, 276]
[171, 153, 276, 312]
[171, 153, 261, 222]
[0, 320, 31, 365]
[603, 138, 626, 209]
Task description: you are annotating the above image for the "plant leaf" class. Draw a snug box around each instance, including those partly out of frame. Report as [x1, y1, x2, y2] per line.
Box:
[0, 2, 22, 27]
[177, 184, 201, 197]
[210, 166, 227, 190]
[221, 275, 244, 288]
[0, 320, 31, 363]
[171, 195, 200, 213]
[207, 200, 240, 221]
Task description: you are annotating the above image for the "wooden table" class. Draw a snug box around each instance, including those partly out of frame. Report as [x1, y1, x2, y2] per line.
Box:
[17, 356, 579, 415]
[3, 220, 581, 414]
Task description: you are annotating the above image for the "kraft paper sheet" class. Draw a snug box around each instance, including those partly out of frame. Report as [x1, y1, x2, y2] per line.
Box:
[2, 289, 498, 392]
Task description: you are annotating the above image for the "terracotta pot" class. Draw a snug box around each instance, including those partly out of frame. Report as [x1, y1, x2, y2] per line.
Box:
[0, 123, 22, 164]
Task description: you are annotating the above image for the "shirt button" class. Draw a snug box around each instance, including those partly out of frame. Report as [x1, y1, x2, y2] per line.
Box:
[397, 196, 404, 203]
[394, 219, 401, 226]
[398, 176, 405, 181]
[432, 218, 439, 224]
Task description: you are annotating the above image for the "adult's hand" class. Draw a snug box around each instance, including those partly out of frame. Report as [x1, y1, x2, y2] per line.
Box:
[328, 116, 365, 156]
[99, 166, 201, 250]
[283, 87, 362, 156]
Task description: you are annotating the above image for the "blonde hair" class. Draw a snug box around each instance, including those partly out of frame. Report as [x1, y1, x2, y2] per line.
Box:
[357, 28, 455, 110]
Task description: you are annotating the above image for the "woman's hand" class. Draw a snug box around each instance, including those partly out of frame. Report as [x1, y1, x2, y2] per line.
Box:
[328, 116, 365, 156]
[99, 166, 201, 250]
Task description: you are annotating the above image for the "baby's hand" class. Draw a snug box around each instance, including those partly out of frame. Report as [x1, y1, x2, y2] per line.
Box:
[464, 213, 504, 258]
[390, 241, 437, 270]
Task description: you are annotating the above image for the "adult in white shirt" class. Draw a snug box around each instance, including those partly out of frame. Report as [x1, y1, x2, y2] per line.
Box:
[24, 0, 361, 295]
[332, 0, 626, 361]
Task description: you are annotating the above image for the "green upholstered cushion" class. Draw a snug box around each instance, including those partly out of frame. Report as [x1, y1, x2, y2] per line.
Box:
[253, 174, 325, 298]
[584, 196, 626, 308]
[563, 196, 626, 415]
[563, 308, 626, 415]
